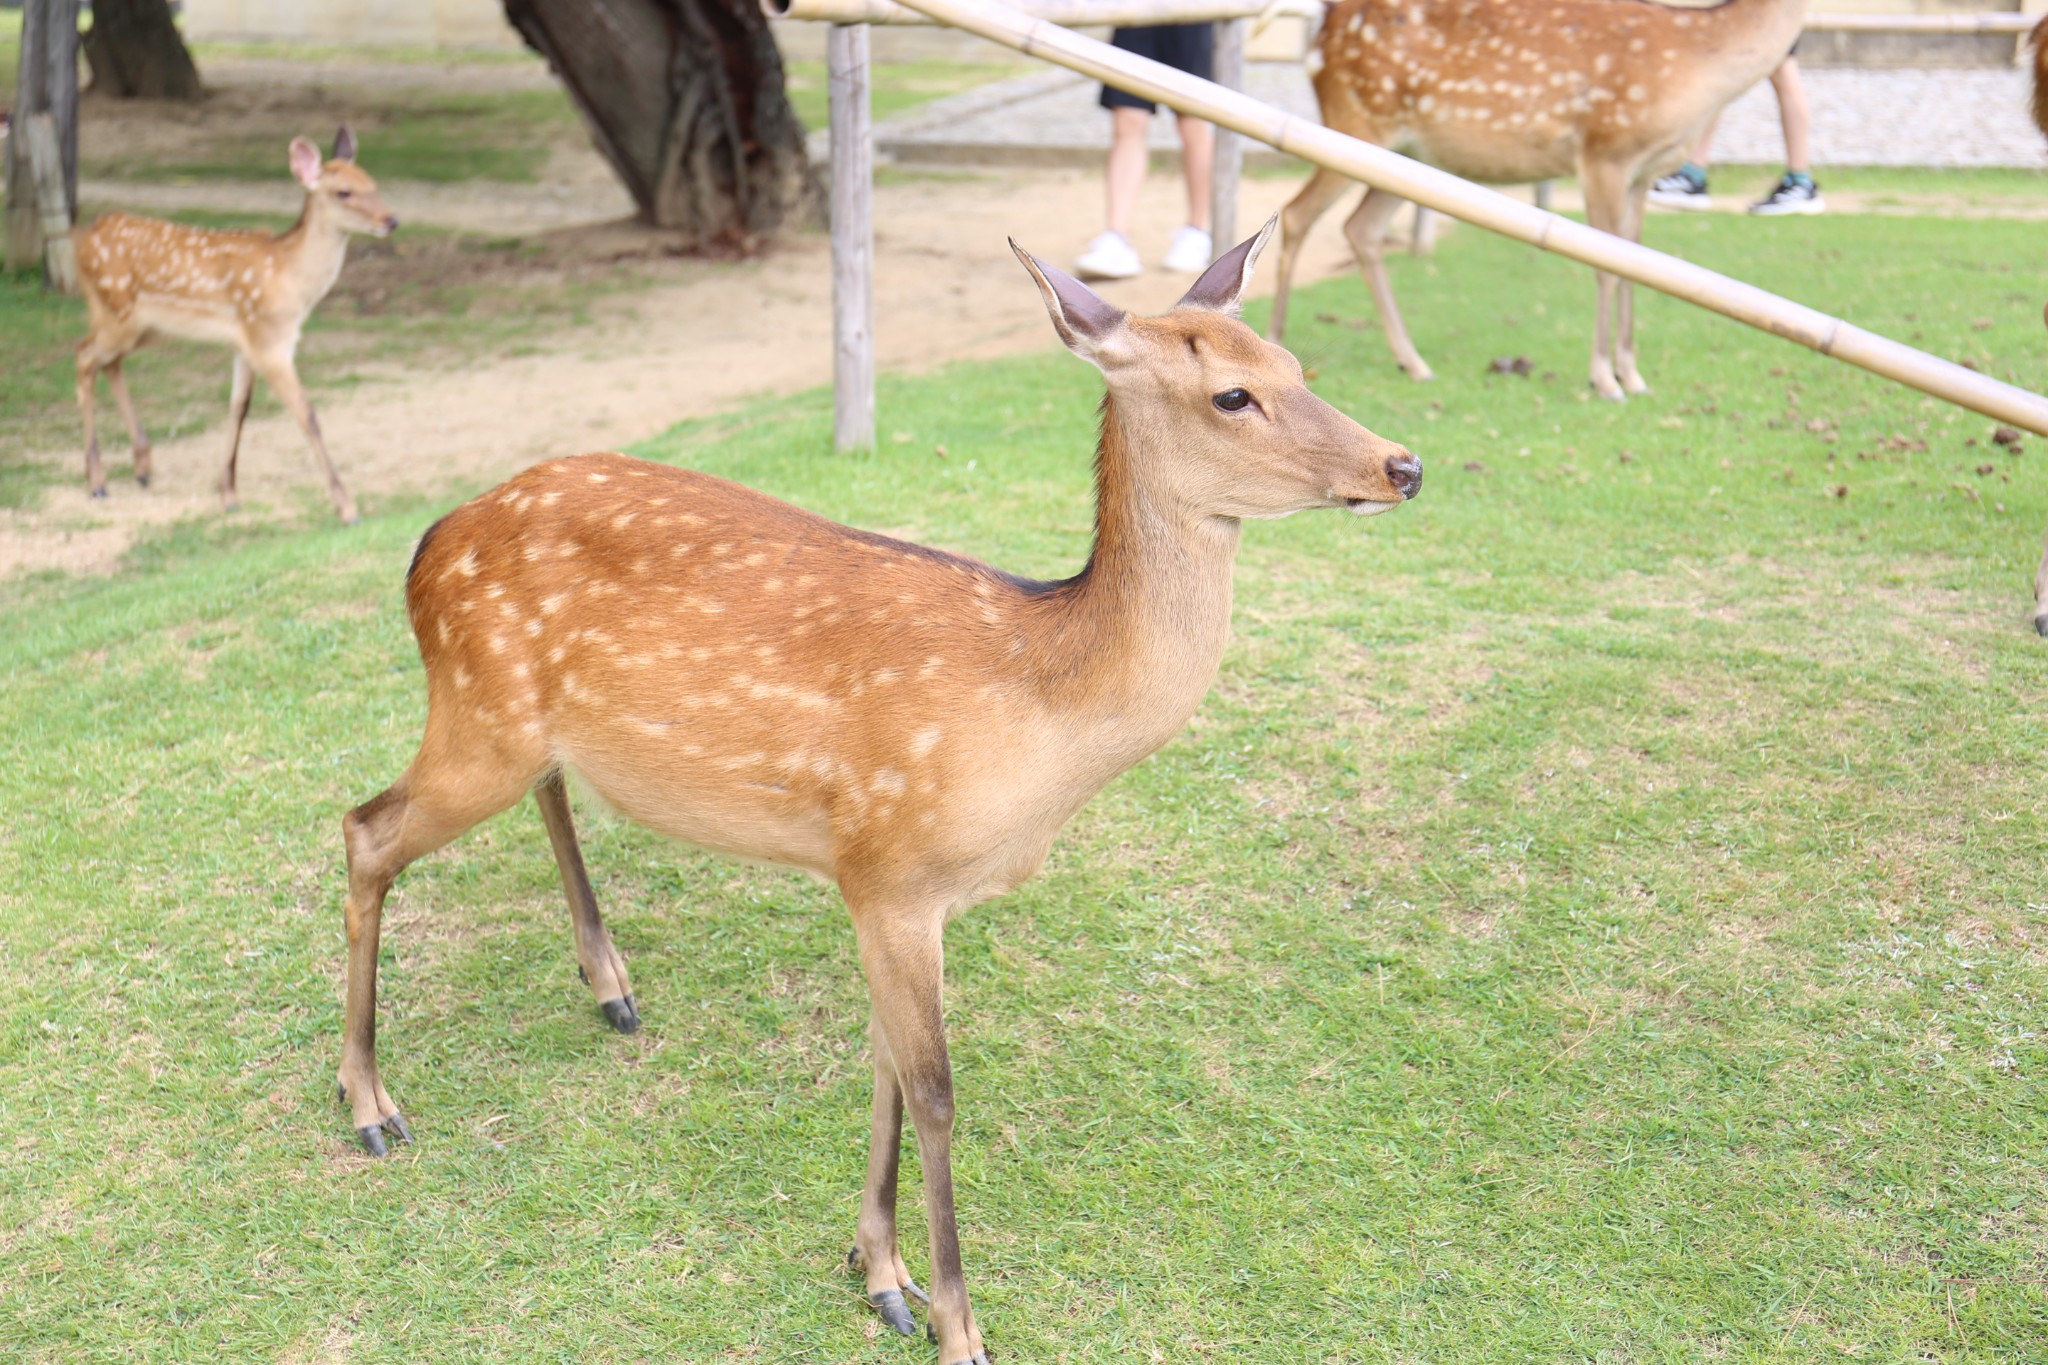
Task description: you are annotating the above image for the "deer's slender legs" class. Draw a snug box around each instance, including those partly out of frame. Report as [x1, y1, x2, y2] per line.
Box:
[104, 359, 153, 486]
[253, 350, 359, 524]
[533, 770, 639, 1033]
[1580, 160, 1630, 400]
[2032, 523, 2048, 636]
[339, 707, 544, 1154]
[1613, 181, 1651, 395]
[1269, 166, 1354, 342]
[221, 355, 255, 510]
[1343, 187, 1433, 381]
[75, 342, 108, 498]
[851, 1012, 926, 1335]
[852, 909, 987, 1365]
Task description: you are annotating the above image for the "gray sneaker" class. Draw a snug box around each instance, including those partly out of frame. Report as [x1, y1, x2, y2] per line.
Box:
[1648, 170, 1710, 210]
[1750, 174, 1825, 216]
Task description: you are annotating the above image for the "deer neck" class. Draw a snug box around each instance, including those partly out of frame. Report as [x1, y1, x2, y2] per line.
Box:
[1036, 394, 1242, 735]
[278, 194, 352, 306]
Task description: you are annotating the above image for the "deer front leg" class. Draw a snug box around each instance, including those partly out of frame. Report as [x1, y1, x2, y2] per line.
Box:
[2032, 521, 2048, 636]
[221, 355, 255, 511]
[75, 346, 107, 499]
[1346, 187, 1433, 382]
[1581, 162, 1629, 401]
[854, 911, 988, 1365]
[533, 770, 639, 1033]
[255, 350, 359, 525]
[104, 359, 154, 486]
[850, 1013, 927, 1336]
[1613, 183, 1651, 396]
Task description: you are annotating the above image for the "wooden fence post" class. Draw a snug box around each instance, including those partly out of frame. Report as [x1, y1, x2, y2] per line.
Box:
[1208, 17, 1244, 256]
[829, 22, 877, 452]
[6, 0, 81, 282]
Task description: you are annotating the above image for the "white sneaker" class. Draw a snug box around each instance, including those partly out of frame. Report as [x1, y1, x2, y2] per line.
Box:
[1074, 231, 1142, 281]
[1161, 225, 1214, 273]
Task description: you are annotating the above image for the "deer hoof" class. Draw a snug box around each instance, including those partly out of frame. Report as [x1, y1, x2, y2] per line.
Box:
[90, 486, 109, 500]
[868, 1289, 917, 1337]
[945, 1356, 991, 1365]
[601, 995, 640, 1034]
[358, 1124, 390, 1158]
[135, 473, 151, 488]
[2034, 612, 2048, 638]
[902, 1277, 929, 1305]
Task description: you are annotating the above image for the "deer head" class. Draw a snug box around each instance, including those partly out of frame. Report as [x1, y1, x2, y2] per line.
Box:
[1013, 216, 1420, 521]
[291, 125, 399, 238]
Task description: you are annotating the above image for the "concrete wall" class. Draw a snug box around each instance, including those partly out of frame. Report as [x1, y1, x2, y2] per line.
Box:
[181, 0, 525, 49]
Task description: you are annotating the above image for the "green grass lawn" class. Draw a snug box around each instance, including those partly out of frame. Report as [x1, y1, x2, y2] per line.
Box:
[3, 208, 2046, 1361]
[783, 58, 1035, 132]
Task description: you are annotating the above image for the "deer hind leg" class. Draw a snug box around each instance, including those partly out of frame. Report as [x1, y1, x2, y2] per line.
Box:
[103, 359, 154, 487]
[1270, 166, 1355, 342]
[1344, 187, 1433, 381]
[849, 1010, 926, 1336]
[253, 349, 359, 525]
[339, 707, 545, 1155]
[850, 903, 987, 1365]
[1613, 182, 1651, 396]
[220, 355, 255, 511]
[532, 770, 639, 1034]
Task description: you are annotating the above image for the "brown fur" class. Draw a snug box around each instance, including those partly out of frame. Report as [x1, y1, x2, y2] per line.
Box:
[71, 129, 397, 519]
[333, 227, 1419, 1364]
[1271, 0, 1805, 398]
[2032, 17, 2048, 142]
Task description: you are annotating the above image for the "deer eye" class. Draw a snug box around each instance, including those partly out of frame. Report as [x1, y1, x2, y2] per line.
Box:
[1214, 388, 1251, 412]
[336, 189, 353, 200]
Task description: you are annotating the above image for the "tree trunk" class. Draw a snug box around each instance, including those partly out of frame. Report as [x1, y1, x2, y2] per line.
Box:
[503, 0, 820, 246]
[6, 0, 80, 280]
[82, 0, 203, 101]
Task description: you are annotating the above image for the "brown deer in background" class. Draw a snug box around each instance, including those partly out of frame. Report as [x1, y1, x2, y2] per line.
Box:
[72, 126, 396, 521]
[1270, 0, 1806, 398]
[336, 221, 1419, 1365]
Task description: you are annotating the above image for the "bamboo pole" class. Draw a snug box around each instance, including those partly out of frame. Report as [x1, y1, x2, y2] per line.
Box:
[873, 0, 2048, 438]
[1804, 11, 2034, 33]
[777, 0, 1279, 25]
[1208, 18, 1244, 259]
[829, 22, 877, 452]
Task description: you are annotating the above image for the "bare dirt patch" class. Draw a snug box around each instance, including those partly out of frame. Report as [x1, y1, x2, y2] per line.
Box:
[6, 164, 1357, 580]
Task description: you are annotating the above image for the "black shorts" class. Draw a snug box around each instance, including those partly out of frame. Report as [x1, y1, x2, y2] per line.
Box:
[1098, 24, 1214, 113]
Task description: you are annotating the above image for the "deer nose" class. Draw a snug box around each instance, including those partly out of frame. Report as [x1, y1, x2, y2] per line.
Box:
[385, 215, 401, 232]
[1385, 450, 1422, 500]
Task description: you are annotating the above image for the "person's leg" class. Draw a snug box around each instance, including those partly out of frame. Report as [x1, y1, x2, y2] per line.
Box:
[1175, 114, 1213, 232]
[1751, 54, 1823, 214]
[1106, 105, 1152, 238]
[1771, 56, 1812, 175]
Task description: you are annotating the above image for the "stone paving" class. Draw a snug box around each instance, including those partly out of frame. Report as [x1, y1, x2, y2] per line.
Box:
[878, 62, 2048, 171]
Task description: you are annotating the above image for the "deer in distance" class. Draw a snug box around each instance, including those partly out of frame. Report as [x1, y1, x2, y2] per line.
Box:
[1269, 0, 1807, 399]
[72, 125, 396, 521]
[336, 220, 1420, 1365]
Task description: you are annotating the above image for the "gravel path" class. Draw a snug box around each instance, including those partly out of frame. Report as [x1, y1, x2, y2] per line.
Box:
[880, 64, 2048, 171]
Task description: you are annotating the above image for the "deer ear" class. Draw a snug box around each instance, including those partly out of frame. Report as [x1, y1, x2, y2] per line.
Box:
[1175, 214, 1279, 315]
[333, 124, 357, 163]
[289, 137, 323, 189]
[1010, 239, 1128, 368]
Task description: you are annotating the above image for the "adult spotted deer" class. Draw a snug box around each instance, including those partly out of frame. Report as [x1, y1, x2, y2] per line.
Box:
[1270, 0, 1805, 398]
[337, 221, 1419, 1364]
[72, 126, 396, 520]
